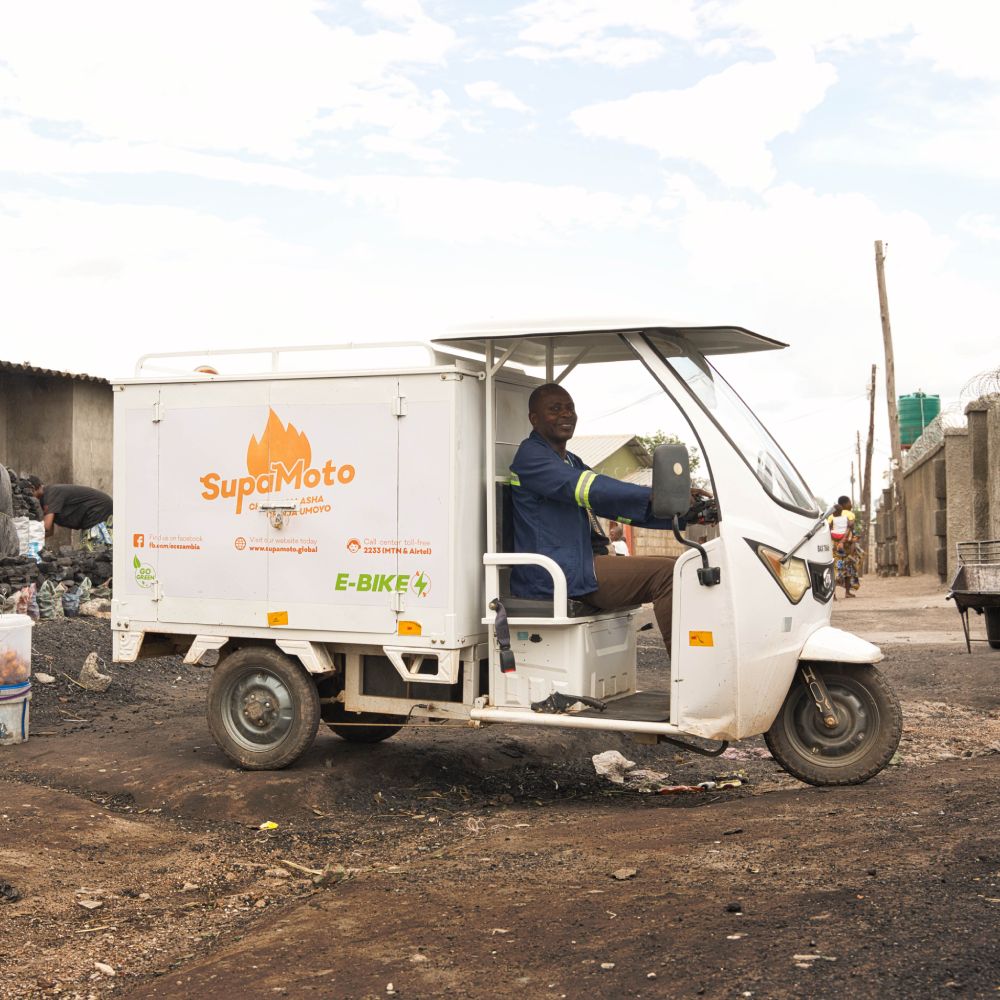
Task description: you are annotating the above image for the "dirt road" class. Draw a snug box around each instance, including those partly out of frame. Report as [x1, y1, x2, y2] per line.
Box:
[1, 575, 998, 999]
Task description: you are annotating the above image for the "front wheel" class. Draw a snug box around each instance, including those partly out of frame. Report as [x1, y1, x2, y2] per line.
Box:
[765, 663, 902, 786]
[207, 647, 320, 770]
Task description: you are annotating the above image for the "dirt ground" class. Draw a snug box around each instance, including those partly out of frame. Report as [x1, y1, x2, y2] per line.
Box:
[1, 575, 999, 999]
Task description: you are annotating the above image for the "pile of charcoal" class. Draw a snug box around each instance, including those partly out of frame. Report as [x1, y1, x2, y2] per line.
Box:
[0, 545, 113, 592]
[7, 469, 43, 520]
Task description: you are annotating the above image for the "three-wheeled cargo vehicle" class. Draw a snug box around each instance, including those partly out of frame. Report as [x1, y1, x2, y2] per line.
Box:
[112, 321, 902, 785]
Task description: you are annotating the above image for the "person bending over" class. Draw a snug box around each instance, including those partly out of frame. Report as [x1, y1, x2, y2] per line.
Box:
[29, 477, 112, 539]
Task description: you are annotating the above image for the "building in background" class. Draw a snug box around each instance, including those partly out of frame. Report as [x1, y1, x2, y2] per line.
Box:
[572, 435, 709, 559]
[0, 360, 112, 547]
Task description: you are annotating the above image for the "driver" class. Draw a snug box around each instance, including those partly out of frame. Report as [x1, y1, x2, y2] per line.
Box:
[510, 383, 707, 655]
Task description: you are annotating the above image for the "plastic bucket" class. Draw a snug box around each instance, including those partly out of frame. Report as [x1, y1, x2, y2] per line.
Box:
[0, 614, 32, 744]
[0, 613, 32, 684]
[0, 680, 30, 745]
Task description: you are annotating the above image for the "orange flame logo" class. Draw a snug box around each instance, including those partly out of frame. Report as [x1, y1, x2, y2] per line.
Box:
[247, 409, 311, 476]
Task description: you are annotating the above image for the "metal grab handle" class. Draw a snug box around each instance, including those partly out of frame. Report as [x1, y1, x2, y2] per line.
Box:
[483, 552, 569, 618]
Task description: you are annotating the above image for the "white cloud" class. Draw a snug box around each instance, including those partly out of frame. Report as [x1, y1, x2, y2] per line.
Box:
[334, 175, 657, 243]
[0, 0, 457, 161]
[510, 0, 697, 66]
[571, 53, 837, 189]
[465, 80, 533, 114]
[958, 213, 1000, 242]
[708, 0, 1000, 82]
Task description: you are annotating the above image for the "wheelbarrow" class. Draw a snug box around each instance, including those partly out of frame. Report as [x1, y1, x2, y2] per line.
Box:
[947, 540, 1000, 653]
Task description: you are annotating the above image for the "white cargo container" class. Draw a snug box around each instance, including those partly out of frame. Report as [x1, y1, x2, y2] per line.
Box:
[113, 324, 902, 785]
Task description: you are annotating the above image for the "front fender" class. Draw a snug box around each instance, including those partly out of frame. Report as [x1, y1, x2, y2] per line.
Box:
[800, 625, 882, 665]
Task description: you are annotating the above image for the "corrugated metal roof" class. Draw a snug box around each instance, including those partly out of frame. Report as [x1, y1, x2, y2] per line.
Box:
[0, 359, 109, 385]
[571, 434, 652, 469]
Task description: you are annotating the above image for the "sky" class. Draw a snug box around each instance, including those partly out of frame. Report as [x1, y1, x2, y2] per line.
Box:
[2, 0, 999, 504]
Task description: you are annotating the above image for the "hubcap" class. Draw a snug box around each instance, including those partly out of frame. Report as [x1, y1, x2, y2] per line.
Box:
[221, 668, 294, 752]
[784, 676, 880, 768]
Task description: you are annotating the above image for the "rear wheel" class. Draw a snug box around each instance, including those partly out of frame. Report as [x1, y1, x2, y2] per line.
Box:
[207, 647, 320, 770]
[322, 700, 406, 743]
[985, 607, 1000, 650]
[765, 663, 902, 786]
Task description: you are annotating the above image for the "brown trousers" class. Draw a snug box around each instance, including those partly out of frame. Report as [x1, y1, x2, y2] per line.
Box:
[586, 555, 676, 652]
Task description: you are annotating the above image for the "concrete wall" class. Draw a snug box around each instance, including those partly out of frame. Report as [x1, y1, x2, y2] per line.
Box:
[71, 381, 114, 494]
[0, 373, 75, 482]
[943, 428, 972, 581]
[0, 371, 113, 548]
[967, 404, 991, 540]
[900, 441, 944, 577]
[989, 399, 1000, 539]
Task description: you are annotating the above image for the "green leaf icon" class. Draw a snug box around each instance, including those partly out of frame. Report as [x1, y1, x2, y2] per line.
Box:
[133, 555, 141, 569]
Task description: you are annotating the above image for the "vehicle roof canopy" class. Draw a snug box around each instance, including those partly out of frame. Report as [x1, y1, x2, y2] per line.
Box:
[433, 319, 786, 367]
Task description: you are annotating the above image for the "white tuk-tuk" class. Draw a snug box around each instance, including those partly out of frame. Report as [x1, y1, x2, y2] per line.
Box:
[112, 321, 902, 786]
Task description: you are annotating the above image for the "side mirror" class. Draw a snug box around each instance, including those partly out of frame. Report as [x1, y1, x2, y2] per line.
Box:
[651, 444, 691, 519]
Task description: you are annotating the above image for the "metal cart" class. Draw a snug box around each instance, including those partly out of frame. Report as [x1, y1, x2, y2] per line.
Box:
[947, 540, 1000, 653]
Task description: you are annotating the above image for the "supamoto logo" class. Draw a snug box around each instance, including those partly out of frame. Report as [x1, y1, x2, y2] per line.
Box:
[199, 408, 356, 513]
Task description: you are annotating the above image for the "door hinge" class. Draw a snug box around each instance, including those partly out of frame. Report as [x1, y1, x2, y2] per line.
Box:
[391, 592, 405, 612]
[152, 582, 162, 602]
[152, 400, 162, 423]
[393, 394, 407, 418]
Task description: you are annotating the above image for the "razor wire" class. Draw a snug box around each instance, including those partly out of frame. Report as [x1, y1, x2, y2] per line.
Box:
[902, 403, 966, 469]
[960, 365, 1000, 408]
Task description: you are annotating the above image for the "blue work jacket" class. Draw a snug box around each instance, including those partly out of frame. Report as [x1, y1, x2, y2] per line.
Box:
[510, 430, 678, 599]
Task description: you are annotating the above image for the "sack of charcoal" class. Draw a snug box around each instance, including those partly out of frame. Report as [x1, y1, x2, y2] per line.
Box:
[0, 471, 17, 558]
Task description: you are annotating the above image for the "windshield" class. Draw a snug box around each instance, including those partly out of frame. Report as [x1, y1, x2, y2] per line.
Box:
[646, 333, 818, 514]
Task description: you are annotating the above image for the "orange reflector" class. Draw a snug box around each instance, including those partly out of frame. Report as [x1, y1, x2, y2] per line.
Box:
[267, 611, 289, 627]
[689, 631, 714, 647]
[397, 620, 422, 636]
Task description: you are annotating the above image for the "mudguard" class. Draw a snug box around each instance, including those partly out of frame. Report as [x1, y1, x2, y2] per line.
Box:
[799, 625, 883, 665]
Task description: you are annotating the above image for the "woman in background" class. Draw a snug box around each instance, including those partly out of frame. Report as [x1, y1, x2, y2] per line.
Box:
[828, 495, 860, 598]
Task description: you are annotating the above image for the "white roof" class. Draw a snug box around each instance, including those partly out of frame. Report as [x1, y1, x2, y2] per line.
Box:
[434, 318, 785, 366]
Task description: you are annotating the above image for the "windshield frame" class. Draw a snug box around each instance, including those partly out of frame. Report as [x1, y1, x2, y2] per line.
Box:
[642, 332, 820, 517]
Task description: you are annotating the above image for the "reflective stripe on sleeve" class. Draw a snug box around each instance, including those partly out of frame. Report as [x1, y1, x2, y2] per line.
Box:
[574, 470, 597, 509]
[509, 473, 521, 486]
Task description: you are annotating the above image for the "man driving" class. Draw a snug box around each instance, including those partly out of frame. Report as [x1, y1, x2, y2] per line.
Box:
[510, 383, 701, 654]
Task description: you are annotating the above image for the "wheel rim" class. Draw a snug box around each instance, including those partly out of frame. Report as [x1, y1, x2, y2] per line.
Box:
[220, 667, 295, 753]
[781, 675, 881, 769]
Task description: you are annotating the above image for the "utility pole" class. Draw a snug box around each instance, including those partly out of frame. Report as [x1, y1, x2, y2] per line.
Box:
[855, 432, 862, 506]
[874, 240, 909, 575]
[850, 460, 856, 507]
[862, 364, 876, 574]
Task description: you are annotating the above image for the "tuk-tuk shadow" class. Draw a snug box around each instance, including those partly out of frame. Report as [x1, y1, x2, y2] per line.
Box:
[308, 723, 768, 813]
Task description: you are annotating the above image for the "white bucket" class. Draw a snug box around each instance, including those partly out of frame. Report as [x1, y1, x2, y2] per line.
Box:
[0, 681, 30, 745]
[0, 614, 32, 745]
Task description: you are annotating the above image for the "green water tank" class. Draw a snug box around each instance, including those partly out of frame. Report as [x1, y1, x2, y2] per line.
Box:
[899, 391, 940, 447]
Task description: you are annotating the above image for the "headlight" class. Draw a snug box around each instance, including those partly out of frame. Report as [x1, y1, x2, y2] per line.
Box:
[747, 541, 811, 604]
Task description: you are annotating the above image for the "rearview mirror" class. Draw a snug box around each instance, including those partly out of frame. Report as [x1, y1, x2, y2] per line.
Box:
[651, 444, 691, 519]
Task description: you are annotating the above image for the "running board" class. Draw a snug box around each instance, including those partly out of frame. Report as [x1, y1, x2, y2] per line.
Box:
[469, 706, 689, 737]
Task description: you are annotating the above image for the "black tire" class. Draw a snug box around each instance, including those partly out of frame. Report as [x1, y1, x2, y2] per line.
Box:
[765, 663, 902, 787]
[207, 647, 320, 770]
[985, 608, 1000, 650]
[322, 700, 406, 743]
